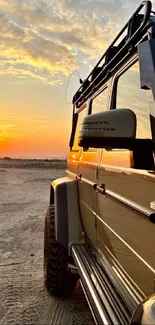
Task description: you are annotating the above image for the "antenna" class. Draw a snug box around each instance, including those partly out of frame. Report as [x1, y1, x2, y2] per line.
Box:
[65, 70, 83, 105]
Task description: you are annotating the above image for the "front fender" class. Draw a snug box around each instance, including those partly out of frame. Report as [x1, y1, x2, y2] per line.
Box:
[50, 177, 82, 251]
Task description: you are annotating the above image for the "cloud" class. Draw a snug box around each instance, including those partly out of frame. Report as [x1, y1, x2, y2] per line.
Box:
[0, 0, 152, 85]
[0, 3, 77, 85]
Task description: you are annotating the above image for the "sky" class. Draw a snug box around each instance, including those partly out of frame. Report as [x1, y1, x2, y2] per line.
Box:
[0, 0, 154, 158]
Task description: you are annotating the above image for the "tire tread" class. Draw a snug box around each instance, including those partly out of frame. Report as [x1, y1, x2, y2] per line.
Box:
[44, 205, 76, 296]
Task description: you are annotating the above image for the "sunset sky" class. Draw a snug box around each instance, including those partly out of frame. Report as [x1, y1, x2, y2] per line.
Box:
[0, 0, 154, 158]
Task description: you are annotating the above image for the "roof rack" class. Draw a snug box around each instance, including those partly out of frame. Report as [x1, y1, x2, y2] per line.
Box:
[73, 1, 153, 107]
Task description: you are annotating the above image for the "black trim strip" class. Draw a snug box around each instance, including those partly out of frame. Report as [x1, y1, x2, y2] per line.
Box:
[78, 175, 97, 189]
[104, 189, 155, 224]
[67, 171, 155, 224]
[97, 184, 155, 224]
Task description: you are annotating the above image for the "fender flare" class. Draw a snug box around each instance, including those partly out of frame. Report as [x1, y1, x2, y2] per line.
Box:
[50, 177, 82, 251]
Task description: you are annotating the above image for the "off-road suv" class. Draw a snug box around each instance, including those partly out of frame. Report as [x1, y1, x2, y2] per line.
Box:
[44, 2, 155, 324]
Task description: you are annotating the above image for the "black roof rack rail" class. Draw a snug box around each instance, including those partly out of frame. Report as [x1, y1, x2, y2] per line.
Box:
[73, 1, 153, 107]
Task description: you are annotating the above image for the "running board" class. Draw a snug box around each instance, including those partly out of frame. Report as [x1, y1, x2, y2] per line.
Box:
[71, 244, 132, 325]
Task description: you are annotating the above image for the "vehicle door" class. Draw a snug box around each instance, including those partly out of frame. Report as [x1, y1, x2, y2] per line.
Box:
[96, 57, 155, 297]
[78, 86, 109, 246]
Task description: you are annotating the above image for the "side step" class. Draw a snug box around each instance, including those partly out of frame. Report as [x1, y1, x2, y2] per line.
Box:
[71, 244, 132, 325]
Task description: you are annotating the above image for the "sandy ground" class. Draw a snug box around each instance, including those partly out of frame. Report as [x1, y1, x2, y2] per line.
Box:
[0, 167, 94, 325]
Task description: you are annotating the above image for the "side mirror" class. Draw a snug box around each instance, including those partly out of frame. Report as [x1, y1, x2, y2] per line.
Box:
[78, 109, 136, 149]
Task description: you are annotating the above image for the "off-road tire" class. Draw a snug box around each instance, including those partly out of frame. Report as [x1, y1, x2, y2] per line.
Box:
[44, 205, 77, 296]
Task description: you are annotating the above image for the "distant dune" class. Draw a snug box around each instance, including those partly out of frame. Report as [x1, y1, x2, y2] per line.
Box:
[0, 158, 67, 169]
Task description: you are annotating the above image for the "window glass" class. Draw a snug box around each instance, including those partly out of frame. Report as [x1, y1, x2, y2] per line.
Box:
[116, 61, 151, 139]
[72, 108, 87, 151]
[92, 87, 108, 114]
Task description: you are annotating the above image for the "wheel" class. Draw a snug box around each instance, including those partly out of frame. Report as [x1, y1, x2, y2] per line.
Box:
[44, 205, 77, 296]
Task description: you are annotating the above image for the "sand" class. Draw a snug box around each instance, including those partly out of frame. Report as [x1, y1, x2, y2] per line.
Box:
[0, 167, 94, 325]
